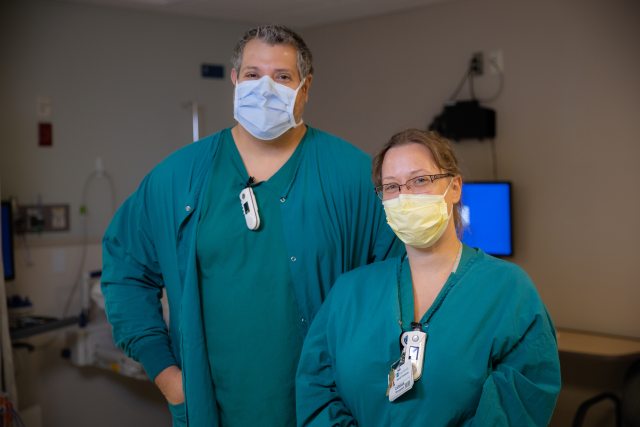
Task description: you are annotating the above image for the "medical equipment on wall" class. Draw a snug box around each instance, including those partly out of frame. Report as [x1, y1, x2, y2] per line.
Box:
[184, 101, 200, 142]
[429, 52, 505, 182]
[62, 161, 116, 319]
[429, 51, 505, 142]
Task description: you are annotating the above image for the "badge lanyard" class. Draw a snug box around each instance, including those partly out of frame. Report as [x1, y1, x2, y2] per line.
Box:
[387, 245, 462, 402]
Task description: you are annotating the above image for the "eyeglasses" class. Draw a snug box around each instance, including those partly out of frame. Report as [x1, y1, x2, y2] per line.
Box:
[375, 173, 454, 200]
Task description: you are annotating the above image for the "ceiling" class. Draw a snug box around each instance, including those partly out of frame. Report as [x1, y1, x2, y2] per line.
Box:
[59, 0, 449, 28]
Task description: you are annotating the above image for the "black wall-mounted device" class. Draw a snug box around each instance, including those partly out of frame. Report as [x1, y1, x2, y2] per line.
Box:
[429, 100, 496, 141]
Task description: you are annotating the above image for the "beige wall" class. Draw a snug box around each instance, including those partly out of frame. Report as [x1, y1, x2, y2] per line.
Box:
[2, 0, 639, 425]
[302, 2, 640, 424]
[0, 0, 247, 242]
[303, 0, 640, 339]
[0, 1, 250, 425]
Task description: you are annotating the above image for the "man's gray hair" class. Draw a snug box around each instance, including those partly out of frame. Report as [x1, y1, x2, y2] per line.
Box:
[231, 25, 314, 80]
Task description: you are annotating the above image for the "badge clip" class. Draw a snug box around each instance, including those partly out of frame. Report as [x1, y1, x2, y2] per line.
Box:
[400, 329, 427, 381]
[239, 176, 260, 231]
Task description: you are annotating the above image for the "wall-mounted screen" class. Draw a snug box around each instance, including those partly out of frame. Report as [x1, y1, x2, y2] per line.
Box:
[460, 181, 512, 257]
[2, 201, 15, 281]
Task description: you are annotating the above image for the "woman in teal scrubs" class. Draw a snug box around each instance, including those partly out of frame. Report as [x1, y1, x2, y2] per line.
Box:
[296, 129, 561, 426]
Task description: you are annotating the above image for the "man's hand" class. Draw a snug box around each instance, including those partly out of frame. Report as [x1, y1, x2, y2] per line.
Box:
[154, 365, 185, 405]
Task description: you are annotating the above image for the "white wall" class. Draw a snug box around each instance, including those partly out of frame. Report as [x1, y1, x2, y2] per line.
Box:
[303, 0, 640, 339]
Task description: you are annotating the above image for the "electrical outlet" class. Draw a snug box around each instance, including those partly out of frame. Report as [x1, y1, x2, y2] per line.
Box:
[51, 206, 68, 230]
[487, 50, 504, 75]
[470, 52, 484, 76]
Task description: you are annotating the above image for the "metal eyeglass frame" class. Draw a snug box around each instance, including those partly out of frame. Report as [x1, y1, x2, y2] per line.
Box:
[375, 173, 454, 200]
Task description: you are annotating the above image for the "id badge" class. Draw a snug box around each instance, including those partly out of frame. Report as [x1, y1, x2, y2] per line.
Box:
[387, 357, 414, 402]
[400, 330, 427, 381]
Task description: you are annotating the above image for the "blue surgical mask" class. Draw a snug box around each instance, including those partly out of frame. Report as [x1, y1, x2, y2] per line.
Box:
[233, 75, 305, 141]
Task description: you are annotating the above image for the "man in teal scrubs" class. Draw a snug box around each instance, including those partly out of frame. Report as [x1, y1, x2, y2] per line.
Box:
[101, 25, 401, 427]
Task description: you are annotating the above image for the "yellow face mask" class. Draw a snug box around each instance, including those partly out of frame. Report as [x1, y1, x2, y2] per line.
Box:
[382, 179, 453, 249]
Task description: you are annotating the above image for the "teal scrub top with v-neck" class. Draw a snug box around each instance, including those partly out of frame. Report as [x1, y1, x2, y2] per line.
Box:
[102, 126, 404, 427]
[197, 130, 303, 426]
[296, 245, 561, 427]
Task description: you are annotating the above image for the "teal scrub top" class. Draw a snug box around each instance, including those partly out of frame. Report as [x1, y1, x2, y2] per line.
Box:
[102, 127, 404, 427]
[296, 245, 561, 427]
[197, 131, 303, 426]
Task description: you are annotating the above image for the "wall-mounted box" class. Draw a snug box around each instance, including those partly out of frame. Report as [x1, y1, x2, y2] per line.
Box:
[201, 63, 224, 79]
[16, 204, 70, 233]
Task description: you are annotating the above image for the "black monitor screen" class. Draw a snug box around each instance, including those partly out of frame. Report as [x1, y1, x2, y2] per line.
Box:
[460, 182, 513, 257]
[2, 201, 15, 281]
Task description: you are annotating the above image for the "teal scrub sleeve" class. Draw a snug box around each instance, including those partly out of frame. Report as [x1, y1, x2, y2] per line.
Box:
[296, 293, 357, 427]
[469, 312, 561, 427]
[101, 175, 177, 381]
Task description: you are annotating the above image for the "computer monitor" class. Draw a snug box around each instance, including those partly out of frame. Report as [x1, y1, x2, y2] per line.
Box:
[2, 201, 15, 281]
[460, 181, 513, 257]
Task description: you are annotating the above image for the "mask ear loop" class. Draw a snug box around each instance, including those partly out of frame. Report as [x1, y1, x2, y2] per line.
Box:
[443, 176, 455, 196]
[290, 77, 306, 128]
[443, 176, 458, 218]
